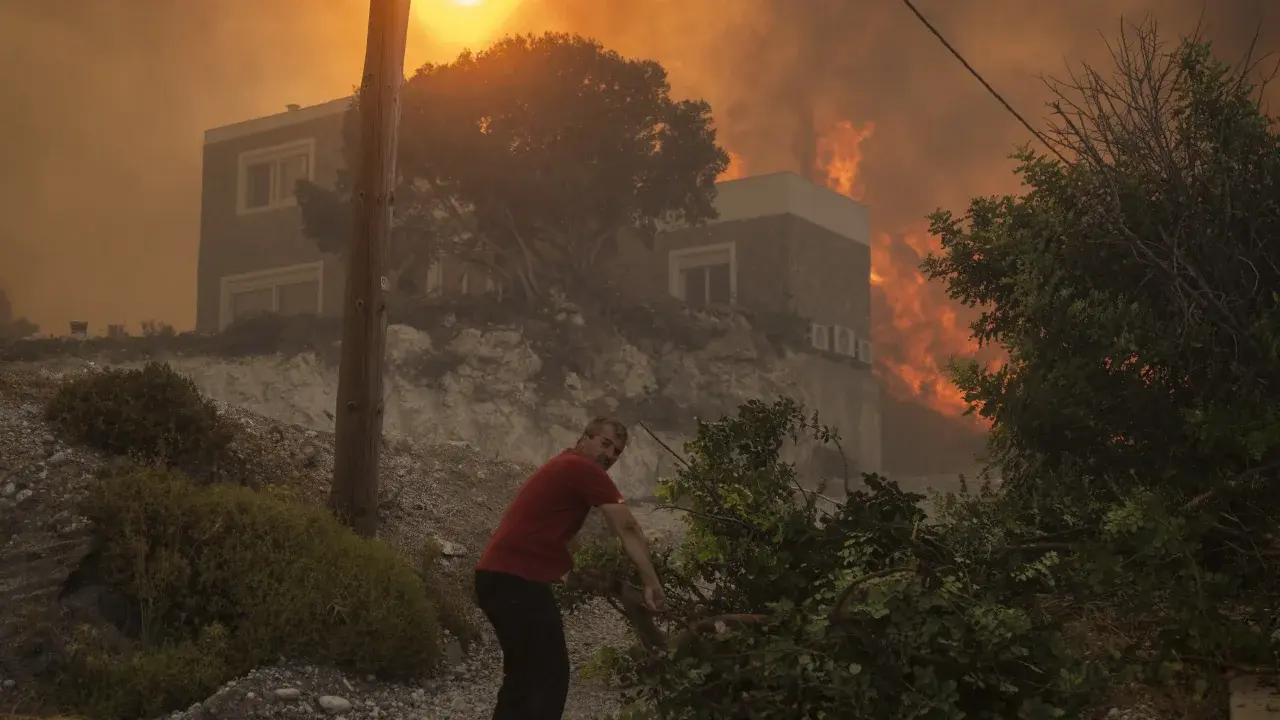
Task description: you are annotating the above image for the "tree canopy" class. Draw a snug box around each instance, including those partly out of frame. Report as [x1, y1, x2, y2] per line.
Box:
[923, 22, 1280, 672]
[298, 32, 729, 301]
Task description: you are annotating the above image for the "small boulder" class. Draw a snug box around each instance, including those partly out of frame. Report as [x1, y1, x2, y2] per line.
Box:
[439, 540, 467, 557]
[318, 695, 353, 715]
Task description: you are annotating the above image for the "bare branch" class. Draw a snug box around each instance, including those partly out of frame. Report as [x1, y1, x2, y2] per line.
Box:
[639, 421, 690, 469]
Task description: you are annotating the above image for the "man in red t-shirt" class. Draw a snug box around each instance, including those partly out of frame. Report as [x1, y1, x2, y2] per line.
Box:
[475, 416, 663, 719]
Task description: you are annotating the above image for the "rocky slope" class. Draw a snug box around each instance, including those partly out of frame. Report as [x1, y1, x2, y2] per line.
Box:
[2, 303, 890, 501]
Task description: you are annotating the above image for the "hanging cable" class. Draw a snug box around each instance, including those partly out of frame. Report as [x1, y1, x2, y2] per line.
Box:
[899, 0, 1069, 164]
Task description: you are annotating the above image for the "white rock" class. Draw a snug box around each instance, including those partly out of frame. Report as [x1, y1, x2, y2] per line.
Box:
[318, 695, 352, 714]
[274, 687, 302, 701]
[385, 324, 434, 362]
[438, 540, 467, 557]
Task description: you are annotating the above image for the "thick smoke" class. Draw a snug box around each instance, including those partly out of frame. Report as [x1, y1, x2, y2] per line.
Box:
[3, 0, 1272, 326]
[1, 0, 1276, 470]
[0, 0, 371, 334]
[538, 0, 1277, 225]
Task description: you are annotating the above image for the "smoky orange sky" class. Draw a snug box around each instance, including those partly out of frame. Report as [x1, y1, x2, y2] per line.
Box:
[1, 0, 1276, 421]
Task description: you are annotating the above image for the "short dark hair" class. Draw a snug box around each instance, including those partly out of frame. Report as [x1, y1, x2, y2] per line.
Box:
[583, 416, 628, 448]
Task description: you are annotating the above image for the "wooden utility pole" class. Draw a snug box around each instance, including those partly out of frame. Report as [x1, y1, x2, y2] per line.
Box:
[330, 0, 412, 538]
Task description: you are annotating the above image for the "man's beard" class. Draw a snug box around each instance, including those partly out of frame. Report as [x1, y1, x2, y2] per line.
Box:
[595, 455, 614, 470]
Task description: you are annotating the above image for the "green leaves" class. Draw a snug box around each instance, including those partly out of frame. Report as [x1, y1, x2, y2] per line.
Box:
[923, 18, 1280, 701]
[568, 399, 1098, 718]
[298, 33, 728, 301]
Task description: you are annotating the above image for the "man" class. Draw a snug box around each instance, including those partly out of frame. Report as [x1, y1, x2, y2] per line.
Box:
[475, 416, 664, 719]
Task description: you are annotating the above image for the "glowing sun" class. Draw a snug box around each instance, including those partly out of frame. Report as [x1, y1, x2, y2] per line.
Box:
[411, 0, 520, 51]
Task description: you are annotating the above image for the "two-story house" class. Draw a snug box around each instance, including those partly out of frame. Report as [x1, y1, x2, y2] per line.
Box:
[196, 98, 882, 475]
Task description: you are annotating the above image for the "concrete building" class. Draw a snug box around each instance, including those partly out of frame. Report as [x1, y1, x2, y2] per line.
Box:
[196, 98, 881, 474]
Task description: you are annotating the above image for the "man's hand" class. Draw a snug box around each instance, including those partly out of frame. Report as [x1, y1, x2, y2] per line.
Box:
[643, 582, 665, 613]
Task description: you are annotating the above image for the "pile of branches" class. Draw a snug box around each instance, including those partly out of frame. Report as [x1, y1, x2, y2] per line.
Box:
[558, 399, 1098, 720]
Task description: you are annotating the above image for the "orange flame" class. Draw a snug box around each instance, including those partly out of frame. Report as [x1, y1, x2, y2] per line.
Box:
[816, 120, 875, 200]
[869, 227, 980, 418]
[720, 151, 749, 181]
[811, 119, 997, 420]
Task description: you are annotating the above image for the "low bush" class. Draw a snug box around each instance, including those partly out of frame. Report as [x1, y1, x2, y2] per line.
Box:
[61, 466, 443, 719]
[45, 362, 233, 476]
[66, 623, 234, 720]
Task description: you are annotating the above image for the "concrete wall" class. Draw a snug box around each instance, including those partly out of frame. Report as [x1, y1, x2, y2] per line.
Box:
[612, 173, 872, 333]
[786, 215, 872, 343]
[789, 352, 882, 477]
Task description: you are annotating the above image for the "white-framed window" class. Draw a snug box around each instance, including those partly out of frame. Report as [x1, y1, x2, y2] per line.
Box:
[218, 261, 324, 329]
[668, 242, 736, 307]
[236, 139, 316, 215]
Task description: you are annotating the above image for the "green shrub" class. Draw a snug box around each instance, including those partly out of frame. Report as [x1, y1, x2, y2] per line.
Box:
[565, 398, 1099, 719]
[45, 362, 233, 474]
[65, 466, 442, 719]
[65, 623, 233, 720]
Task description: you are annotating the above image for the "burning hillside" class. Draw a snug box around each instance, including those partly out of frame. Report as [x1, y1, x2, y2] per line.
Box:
[715, 116, 1001, 427]
[714, 114, 997, 472]
[813, 118, 996, 422]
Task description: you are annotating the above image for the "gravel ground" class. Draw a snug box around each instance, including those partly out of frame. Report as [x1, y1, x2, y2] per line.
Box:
[162, 599, 629, 720]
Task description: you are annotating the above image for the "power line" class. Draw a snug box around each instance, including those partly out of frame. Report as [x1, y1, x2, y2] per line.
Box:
[898, 0, 1069, 165]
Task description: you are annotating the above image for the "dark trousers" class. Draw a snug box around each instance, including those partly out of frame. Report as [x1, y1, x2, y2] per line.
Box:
[475, 569, 571, 719]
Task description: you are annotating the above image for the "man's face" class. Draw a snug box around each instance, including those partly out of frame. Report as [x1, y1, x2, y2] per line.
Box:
[580, 426, 625, 470]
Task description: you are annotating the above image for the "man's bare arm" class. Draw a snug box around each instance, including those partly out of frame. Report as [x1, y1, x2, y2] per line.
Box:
[598, 503, 661, 589]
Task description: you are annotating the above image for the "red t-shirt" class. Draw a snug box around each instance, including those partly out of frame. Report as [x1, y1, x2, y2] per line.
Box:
[476, 449, 625, 583]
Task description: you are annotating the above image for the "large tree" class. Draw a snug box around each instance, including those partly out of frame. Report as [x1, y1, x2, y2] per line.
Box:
[298, 32, 728, 301]
[924, 22, 1280, 672]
